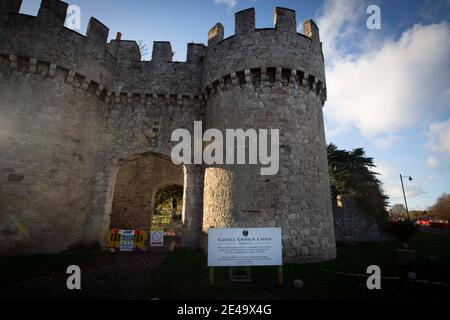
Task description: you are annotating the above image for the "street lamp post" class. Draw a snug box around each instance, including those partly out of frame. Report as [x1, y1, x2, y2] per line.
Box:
[400, 174, 413, 220]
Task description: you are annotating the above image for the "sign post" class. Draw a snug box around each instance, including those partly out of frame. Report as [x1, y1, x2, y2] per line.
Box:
[207, 227, 283, 285]
[209, 267, 214, 286]
[278, 265, 283, 286]
[229, 266, 252, 282]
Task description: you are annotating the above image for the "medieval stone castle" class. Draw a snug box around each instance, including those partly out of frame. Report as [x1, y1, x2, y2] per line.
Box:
[0, 0, 338, 262]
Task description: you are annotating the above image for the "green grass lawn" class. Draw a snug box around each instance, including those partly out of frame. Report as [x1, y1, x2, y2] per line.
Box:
[1, 233, 449, 299]
[0, 249, 100, 285]
[146, 233, 450, 300]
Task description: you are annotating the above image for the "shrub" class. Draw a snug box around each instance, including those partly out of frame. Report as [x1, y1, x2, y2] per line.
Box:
[384, 221, 418, 243]
[172, 214, 182, 223]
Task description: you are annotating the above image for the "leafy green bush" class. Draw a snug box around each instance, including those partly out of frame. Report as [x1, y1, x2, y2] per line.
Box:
[172, 214, 182, 223]
[384, 221, 418, 243]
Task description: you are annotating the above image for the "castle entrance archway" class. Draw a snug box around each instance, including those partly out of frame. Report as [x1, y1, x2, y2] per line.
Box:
[106, 153, 203, 250]
[152, 184, 184, 246]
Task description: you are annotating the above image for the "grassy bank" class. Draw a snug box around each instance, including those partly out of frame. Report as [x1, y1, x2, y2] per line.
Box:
[146, 233, 450, 299]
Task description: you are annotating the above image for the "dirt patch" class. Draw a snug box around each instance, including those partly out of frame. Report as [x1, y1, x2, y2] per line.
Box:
[0, 248, 168, 300]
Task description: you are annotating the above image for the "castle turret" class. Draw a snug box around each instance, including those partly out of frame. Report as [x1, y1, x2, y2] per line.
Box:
[202, 7, 335, 262]
[0, 0, 114, 253]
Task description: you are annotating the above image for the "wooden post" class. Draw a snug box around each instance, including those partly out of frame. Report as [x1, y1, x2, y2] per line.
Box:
[209, 267, 214, 286]
[277, 265, 283, 286]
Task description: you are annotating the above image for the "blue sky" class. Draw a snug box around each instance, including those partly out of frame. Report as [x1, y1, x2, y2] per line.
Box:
[20, 0, 450, 210]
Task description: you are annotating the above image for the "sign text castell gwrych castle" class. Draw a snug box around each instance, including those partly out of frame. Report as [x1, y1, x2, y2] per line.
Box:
[0, 0, 336, 262]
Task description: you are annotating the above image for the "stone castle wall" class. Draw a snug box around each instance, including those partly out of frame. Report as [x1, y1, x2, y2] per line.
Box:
[0, 0, 336, 261]
[0, 0, 203, 253]
[333, 195, 385, 242]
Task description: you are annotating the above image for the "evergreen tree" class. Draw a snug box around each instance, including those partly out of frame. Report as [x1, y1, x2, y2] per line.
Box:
[327, 143, 389, 225]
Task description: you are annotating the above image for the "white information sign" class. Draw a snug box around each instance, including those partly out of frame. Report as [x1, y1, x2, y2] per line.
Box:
[119, 230, 135, 252]
[150, 228, 164, 247]
[207, 227, 282, 267]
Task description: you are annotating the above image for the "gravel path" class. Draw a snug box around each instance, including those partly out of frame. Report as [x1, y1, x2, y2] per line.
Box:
[0, 249, 168, 300]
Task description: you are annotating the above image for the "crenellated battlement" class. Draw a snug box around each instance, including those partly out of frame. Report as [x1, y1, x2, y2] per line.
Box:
[0, 52, 109, 100]
[204, 67, 327, 104]
[86, 17, 109, 50]
[0, 0, 206, 95]
[0, 52, 208, 108]
[0, 2, 325, 100]
[208, 7, 321, 45]
[1, 0, 111, 51]
[37, 0, 68, 25]
[235, 8, 255, 35]
[274, 7, 297, 33]
[0, 0, 115, 87]
[203, 7, 325, 97]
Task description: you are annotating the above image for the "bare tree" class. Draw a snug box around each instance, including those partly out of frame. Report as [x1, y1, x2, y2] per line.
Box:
[138, 40, 149, 61]
[389, 204, 407, 219]
[429, 193, 450, 220]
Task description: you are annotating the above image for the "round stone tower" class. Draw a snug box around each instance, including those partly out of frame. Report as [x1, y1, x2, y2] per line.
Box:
[0, 0, 116, 253]
[202, 8, 336, 262]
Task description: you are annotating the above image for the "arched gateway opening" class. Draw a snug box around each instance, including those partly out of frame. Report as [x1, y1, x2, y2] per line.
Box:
[152, 185, 184, 246]
[107, 153, 203, 249]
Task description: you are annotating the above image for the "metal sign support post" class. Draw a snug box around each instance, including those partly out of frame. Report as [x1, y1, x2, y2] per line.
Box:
[208, 265, 283, 286]
[209, 266, 214, 286]
[278, 265, 283, 286]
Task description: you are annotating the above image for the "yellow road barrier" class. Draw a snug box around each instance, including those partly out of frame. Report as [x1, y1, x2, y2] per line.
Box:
[106, 229, 149, 251]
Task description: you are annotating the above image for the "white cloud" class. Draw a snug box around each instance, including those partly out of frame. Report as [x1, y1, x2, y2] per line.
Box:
[316, 0, 365, 62]
[376, 161, 426, 202]
[318, 0, 450, 138]
[384, 182, 426, 199]
[426, 118, 450, 156]
[214, 0, 238, 8]
[373, 134, 403, 150]
[410, 204, 427, 211]
[375, 161, 395, 178]
[325, 23, 450, 137]
[426, 156, 439, 169]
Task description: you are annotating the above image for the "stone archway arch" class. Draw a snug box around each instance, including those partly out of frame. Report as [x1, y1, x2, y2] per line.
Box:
[85, 151, 204, 250]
